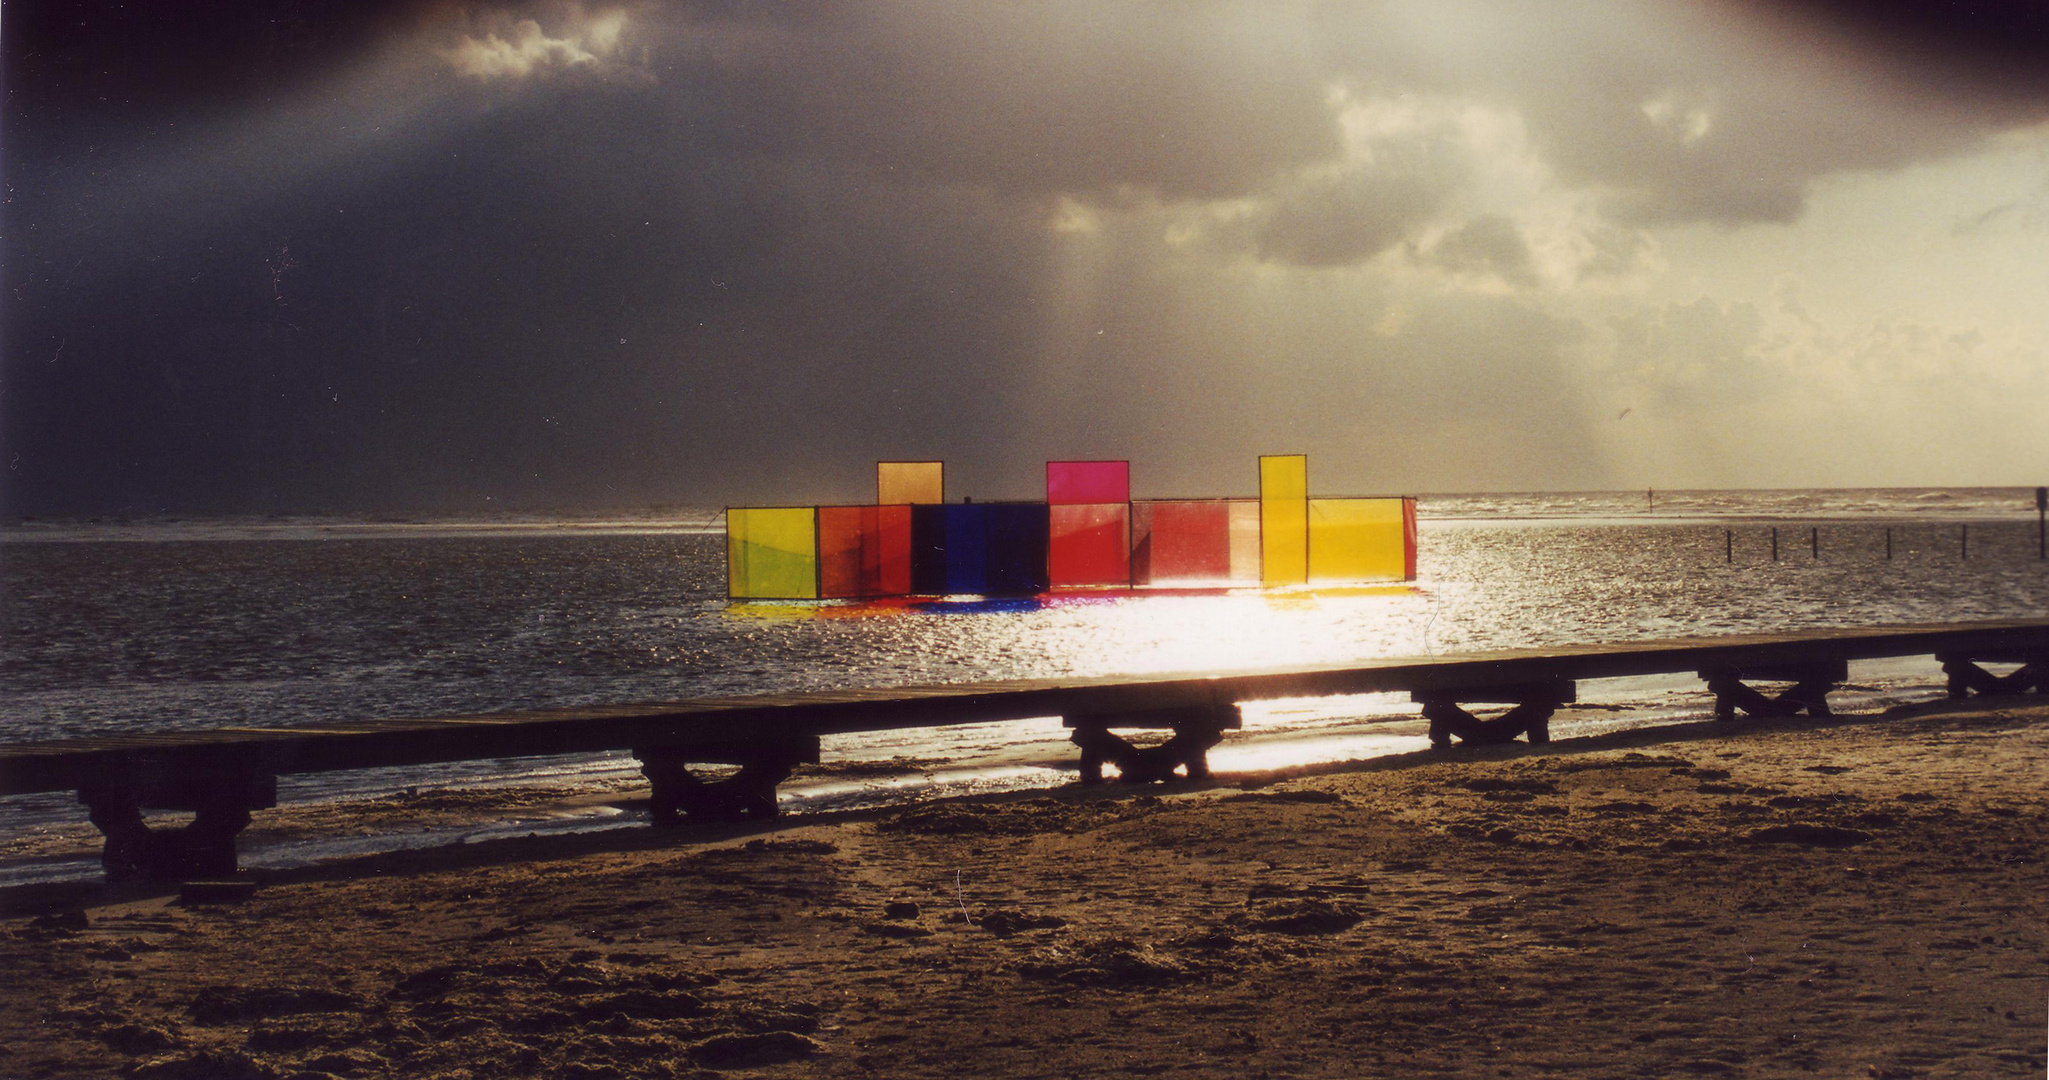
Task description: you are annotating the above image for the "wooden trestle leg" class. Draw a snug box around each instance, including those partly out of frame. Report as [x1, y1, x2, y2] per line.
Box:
[1700, 660, 1846, 721]
[634, 738, 820, 826]
[1067, 703, 1239, 785]
[77, 772, 277, 884]
[1413, 681, 1574, 750]
[1936, 651, 2049, 700]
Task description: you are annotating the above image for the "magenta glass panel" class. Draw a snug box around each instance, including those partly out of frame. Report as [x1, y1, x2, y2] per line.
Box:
[1046, 461, 1130, 506]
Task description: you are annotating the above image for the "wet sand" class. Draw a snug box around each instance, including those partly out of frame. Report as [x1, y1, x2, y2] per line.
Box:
[2, 697, 2045, 1079]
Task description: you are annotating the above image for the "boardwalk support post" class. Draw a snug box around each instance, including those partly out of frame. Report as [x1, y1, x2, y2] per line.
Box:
[1935, 651, 2049, 699]
[1067, 702, 1240, 785]
[1414, 681, 1575, 750]
[1700, 660, 1846, 720]
[77, 769, 277, 884]
[634, 737, 820, 825]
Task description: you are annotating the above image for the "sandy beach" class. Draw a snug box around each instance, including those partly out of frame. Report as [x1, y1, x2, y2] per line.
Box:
[3, 696, 2045, 1080]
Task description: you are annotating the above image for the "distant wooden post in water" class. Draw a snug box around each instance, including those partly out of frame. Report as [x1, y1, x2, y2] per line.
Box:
[1725, 529, 1733, 563]
[2036, 486, 2046, 559]
[1962, 524, 1969, 561]
[1886, 527, 1893, 561]
[1770, 527, 1779, 561]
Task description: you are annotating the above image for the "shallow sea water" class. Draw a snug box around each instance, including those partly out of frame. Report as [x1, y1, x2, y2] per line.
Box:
[3, 488, 2045, 882]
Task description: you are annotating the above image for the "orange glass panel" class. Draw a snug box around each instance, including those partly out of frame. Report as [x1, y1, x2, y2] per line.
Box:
[819, 505, 914, 597]
[817, 506, 867, 599]
[877, 461, 944, 505]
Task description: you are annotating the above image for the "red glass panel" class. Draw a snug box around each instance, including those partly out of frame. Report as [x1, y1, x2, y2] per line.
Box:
[1132, 500, 1231, 584]
[1046, 461, 1130, 505]
[1403, 497, 1418, 581]
[1048, 503, 1130, 587]
[874, 504, 913, 596]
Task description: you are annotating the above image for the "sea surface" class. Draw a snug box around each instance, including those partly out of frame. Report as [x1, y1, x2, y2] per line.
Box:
[3, 488, 2045, 883]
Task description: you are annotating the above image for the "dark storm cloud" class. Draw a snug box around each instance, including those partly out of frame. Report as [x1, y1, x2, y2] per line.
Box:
[1247, 129, 1465, 267]
[5, 1, 2047, 514]
[1418, 215, 1538, 288]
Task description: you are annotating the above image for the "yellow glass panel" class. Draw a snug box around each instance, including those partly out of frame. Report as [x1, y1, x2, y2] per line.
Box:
[727, 507, 818, 599]
[1309, 498, 1408, 582]
[877, 461, 944, 505]
[1259, 455, 1308, 586]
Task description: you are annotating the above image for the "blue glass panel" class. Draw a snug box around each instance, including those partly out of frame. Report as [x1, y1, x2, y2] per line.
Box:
[983, 503, 1051, 594]
[942, 505, 990, 593]
[911, 504, 990, 594]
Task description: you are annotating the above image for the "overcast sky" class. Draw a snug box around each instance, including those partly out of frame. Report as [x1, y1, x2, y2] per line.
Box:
[5, 0, 2047, 514]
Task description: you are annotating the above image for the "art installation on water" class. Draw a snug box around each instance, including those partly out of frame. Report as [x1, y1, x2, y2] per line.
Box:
[726, 456, 1418, 600]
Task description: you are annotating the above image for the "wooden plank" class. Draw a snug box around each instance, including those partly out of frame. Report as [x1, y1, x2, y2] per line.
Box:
[4, 619, 2046, 797]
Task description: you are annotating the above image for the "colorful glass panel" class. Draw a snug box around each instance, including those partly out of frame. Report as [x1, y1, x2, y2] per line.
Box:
[1131, 500, 1229, 584]
[877, 461, 944, 505]
[1402, 497, 1418, 581]
[1308, 497, 1410, 582]
[816, 506, 866, 599]
[1227, 499, 1262, 582]
[1046, 460, 1130, 505]
[726, 507, 817, 599]
[911, 504, 981, 594]
[875, 504, 914, 595]
[984, 503, 1052, 594]
[1048, 503, 1130, 587]
[908, 504, 1050, 595]
[1259, 455, 1308, 587]
[817, 505, 915, 598]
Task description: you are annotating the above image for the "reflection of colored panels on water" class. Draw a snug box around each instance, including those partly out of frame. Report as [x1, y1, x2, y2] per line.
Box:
[817, 505, 913, 598]
[876, 461, 944, 505]
[1259, 455, 1309, 587]
[1048, 503, 1130, 587]
[1308, 497, 1415, 583]
[1046, 460, 1130, 505]
[725, 583, 1421, 620]
[910, 503, 1051, 595]
[726, 507, 818, 599]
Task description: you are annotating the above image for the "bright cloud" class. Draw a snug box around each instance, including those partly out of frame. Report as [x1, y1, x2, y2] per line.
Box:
[441, 6, 629, 80]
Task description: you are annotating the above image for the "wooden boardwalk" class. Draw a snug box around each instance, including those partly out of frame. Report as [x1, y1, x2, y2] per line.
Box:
[4, 619, 2046, 883]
